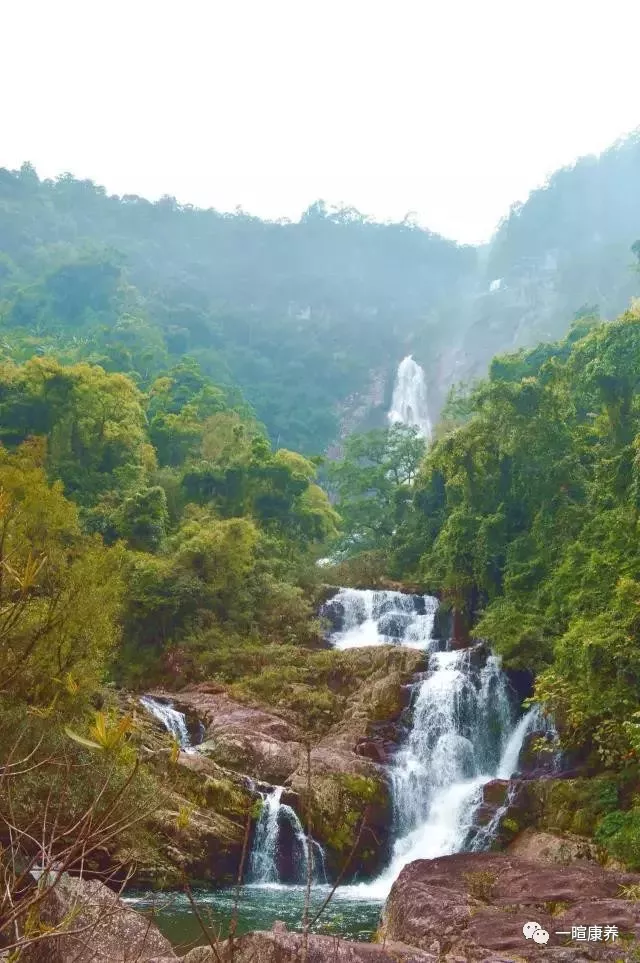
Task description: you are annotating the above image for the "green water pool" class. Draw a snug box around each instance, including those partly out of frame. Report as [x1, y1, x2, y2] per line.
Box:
[124, 884, 384, 953]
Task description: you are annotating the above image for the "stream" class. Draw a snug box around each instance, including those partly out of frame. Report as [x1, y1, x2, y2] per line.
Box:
[132, 592, 538, 946]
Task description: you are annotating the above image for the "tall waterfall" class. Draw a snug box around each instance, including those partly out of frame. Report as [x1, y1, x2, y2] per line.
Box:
[321, 588, 439, 650]
[139, 695, 193, 751]
[388, 355, 433, 440]
[249, 787, 327, 885]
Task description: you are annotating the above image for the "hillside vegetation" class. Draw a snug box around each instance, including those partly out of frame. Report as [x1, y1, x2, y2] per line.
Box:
[2, 131, 640, 455]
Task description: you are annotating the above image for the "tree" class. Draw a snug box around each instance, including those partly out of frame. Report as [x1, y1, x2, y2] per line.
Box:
[0, 440, 124, 710]
[329, 425, 426, 549]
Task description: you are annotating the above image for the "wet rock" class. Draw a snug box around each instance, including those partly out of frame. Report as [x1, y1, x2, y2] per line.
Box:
[431, 603, 451, 642]
[20, 874, 177, 962]
[465, 641, 491, 671]
[482, 778, 511, 807]
[319, 593, 345, 632]
[378, 611, 413, 641]
[289, 744, 392, 878]
[286, 667, 421, 877]
[383, 851, 640, 960]
[355, 738, 387, 763]
[186, 932, 436, 961]
[130, 801, 246, 887]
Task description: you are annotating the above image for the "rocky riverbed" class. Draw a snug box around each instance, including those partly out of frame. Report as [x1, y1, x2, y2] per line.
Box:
[29, 849, 640, 961]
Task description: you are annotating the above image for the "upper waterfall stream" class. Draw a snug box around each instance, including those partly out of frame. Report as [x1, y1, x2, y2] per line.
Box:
[139, 695, 196, 752]
[321, 587, 439, 649]
[388, 355, 433, 440]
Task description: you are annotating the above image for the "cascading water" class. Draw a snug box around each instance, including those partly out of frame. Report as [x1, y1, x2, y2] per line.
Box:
[321, 588, 439, 649]
[249, 787, 327, 885]
[139, 695, 194, 752]
[325, 588, 542, 902]
[388, 355, 433, 441]
[359, 649, 517, 898]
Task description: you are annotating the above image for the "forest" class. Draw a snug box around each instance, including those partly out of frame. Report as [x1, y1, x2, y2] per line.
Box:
[4, 133, 640, 958]
[0, 164, 473, 454]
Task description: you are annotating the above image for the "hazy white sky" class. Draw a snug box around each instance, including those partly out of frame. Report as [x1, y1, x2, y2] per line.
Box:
[3, 0, 640, 243]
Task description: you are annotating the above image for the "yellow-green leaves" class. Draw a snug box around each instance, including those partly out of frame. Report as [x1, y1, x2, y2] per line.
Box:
[65, 711, 133, 752]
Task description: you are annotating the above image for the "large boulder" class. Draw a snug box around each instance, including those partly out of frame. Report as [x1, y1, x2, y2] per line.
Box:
[121, 754, 253, 887]
[383, 852, 640, 960]
[508, 828, 604, 866]
[20, 874, 177, 962]
[286, 670, 415, 878]
[137, 802, 246, 887]
[184, 930, 435, 961]
[159, 685, 305, 784]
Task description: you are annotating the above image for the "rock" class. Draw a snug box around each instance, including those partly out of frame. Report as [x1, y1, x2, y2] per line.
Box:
[482, 778, 511, 807]
[187, 931, 436, 961]
[20, 874, 177, 962]
[160, 687, 305, 784]
[289, 747, 391, 878]
[288, 693, 402, 878]
[508, 828, 603, 866]
[377, 611, 414, 641]
[518, 730, 565, 777]
[383, 851, 640, 960]
[183, 950, 217, 963]
[284, 658, 422, 877]
[128, 795, 246, 887]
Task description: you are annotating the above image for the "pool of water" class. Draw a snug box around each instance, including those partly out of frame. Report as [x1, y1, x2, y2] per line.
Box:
[123, 884, 384, 953]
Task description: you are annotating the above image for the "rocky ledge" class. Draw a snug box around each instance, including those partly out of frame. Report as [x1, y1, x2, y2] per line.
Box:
[152, 682, 306, 785]
[382, 851, 640, 960]
[186, 930, 435, 961]
[148, 651, 423, 879]
[18, 874, 178, 962]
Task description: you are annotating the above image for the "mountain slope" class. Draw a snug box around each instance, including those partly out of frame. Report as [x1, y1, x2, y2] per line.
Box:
[1, 131, 639, 452]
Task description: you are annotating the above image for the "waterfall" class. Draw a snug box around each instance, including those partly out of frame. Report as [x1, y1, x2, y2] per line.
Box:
[321, 588, 439, 650]
[249, 787, 327, 886]
[366, 650, 515, 895]
[325, 594, 537, 901]
[497, 703, 562, 779]
[139, 695, 194, 752]
[388, 355, 432, 440]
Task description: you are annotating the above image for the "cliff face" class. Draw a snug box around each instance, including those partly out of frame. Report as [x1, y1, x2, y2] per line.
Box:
[327, 367, 390, 460]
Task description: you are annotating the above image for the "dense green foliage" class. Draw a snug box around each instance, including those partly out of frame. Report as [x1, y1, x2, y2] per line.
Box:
[328, 424, 426, 552]
[0, 165, 474, 453]
[4, 136, 640, 897]
[0, 346, 343, 927]
[2, 136, 640, 453]
[0, 357, 339, 691]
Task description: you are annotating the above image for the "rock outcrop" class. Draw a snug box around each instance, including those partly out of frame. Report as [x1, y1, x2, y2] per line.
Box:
[20, 874, 177, 962]
[184, 930, 435, 962]
[159, 684, 305, 784]
[383, 852, 640, 960]
[287, 665, 419, 877]
[508, 828, 604, 866]
[147, 649, 423, 882]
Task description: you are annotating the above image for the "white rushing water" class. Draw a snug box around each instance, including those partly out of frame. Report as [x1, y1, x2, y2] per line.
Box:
[388, 355, 433, 440]
[321, 588, 439, 650]
[323, 588, 540, 902]
[355, 650, 517, 898]
[139, 695, 193, 751]
[249, 787, 327, 885]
